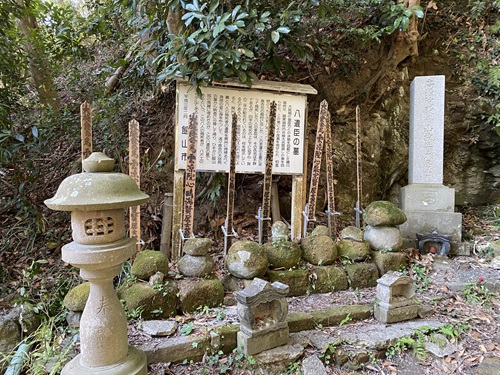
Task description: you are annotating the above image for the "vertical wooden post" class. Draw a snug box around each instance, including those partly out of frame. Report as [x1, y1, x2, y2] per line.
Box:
[80, 101, 92, 161]
[271, 182, 280, 223]
[128, 119, 141, 253]
[160, 193, 174, 258]
[171, 170, 185, 261]
[291, 175, 304, 241]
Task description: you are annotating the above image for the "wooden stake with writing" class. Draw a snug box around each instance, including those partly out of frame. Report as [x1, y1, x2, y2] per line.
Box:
[81, 101, 92, 161]
[324, 109, 339, 237]
[223, 113, 238, 254]
[260, 101, 277, 243]
[307, 100, 328, 222]
[182, 114, 198, 239]
[128, 119, 141, 252]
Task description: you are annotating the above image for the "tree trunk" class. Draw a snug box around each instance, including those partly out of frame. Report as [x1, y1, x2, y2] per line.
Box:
[17, 0, 60, 110]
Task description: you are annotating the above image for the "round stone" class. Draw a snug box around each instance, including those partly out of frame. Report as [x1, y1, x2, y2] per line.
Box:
[183, 238, 213, 256]
[340, 226, 364, 242]
[263, 240, 301, 269]
[363, 201, 407, 226]
[301, 235, 337, 266]
[363, 225, 403, 251]
[337, 239, 371, 261]
[63, 282, 90, 312]
[311, 225, 330, 237]
[131, 250, 169, 281]
[178, 254, 214, 277]
[226, 241, 268, 279]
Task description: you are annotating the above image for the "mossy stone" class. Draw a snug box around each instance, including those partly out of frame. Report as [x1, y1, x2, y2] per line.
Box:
[311, 225, 330, 237]
[266, 269, 310, 296]
[337, 239, 371, 261]
[131, 250, 169, 281]
[178, 254, 214, 277]
[118, 280, 178, 319]
[340, 226, 364, 241]
[363, 201, 407, 226]
[263, 240, 301, 269]
[63, 282, 90, 312]
[177, 275, 224, 314]
[312, 266, 349, 293]
[301, 235, 337, 265]
[311, 305, 372, 327]
[226, 240, 268, 279]
[345, 263, 379, 289]
[371, 251, 407, 275]
[183, 238, 213, 256]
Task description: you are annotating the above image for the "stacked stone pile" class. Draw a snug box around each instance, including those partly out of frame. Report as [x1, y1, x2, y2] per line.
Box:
[262, 221, 301, 269]
[178, 238, 215, 277]
[363, 201, 408, 275]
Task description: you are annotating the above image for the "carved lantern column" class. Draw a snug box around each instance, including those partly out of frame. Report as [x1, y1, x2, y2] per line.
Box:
[45, 152, 149, 375]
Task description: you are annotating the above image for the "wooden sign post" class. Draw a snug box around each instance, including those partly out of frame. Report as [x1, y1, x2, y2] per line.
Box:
[324, 110, 340, 237]
[303, 100, 328, 237]
[81, 101, 92, 161]
[181, 114, 198, 241]
[221, 113, 238, 254]
[128, 119, 141, 253]
[354, 105, 363, 228]
[172, 79, 317, 255]
[257, 101, 277, 244]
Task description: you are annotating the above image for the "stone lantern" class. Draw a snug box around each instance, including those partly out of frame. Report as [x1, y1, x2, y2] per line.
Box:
[45, 152, 149, 375]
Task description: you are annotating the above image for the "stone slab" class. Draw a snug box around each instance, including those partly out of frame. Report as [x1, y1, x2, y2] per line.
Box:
[408, 75, 445, 185]
[139, 333, 210, 363]
[335, 320, 446, 350]
[311, 305, 372, 327]
[302, 354, 328, 375]
[287, 312, 315, 332]
[237, 326, 290, 356]
[141, 320, 177, 336]
[399, 210, 462, 242]
[400, 184, 456, 212]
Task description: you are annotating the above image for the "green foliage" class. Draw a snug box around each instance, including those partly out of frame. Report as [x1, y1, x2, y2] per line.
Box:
[409, 263, 431, 291]
[377, 1, 424, 33]
[180, 321, 195, 335]
[438, 323, 469, 341]
[462, 279, 495, 306]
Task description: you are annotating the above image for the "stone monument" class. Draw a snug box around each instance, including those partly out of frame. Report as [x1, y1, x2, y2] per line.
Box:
[399, 76, 463, 250]
[45, 152, 149, 375]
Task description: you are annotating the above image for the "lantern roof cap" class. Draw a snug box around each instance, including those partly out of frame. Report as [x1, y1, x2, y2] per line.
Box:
[45, 152, 149, 211]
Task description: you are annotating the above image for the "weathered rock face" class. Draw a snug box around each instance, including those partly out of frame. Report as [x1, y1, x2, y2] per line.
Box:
[226, 241, 268, 279]
[263, 240, 301, 269]
[340, 226, 364, 242]
[301, 235, 337, 265]
[363, 201, 407, 226]
[364, 225, 403, 251]
[131, 250, 169, 281]
[0, 316, 20, 353]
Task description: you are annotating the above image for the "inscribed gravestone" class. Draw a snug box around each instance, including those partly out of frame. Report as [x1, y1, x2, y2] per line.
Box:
[399, 75, 463, 245]
[408, 76, 445, 184]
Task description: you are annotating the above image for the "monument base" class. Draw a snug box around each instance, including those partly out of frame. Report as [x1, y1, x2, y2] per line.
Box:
[399, 211, 462, 242]
[400, 184, 456, 212]
[62, 346, 147, 375]
[237, 327, 289, 356]
[402, 239, 471, 256]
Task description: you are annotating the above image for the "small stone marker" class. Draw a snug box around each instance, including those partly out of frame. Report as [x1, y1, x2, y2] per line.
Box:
[235, 278, 289, 356]
[374, 271, 418, 324]
[399, 76, 463, 247]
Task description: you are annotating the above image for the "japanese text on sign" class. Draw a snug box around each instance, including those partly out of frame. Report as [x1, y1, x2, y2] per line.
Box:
[176, 83, 306, 174]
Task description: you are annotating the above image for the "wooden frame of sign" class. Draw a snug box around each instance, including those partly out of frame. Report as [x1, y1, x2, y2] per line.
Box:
[171, 79, 317, 260]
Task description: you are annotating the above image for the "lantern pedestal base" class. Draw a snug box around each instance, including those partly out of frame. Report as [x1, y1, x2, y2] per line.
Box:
[62, 346, 147, 375]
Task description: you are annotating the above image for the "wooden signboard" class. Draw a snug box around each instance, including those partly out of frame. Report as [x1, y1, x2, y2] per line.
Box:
[181, 114, 198, 239]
